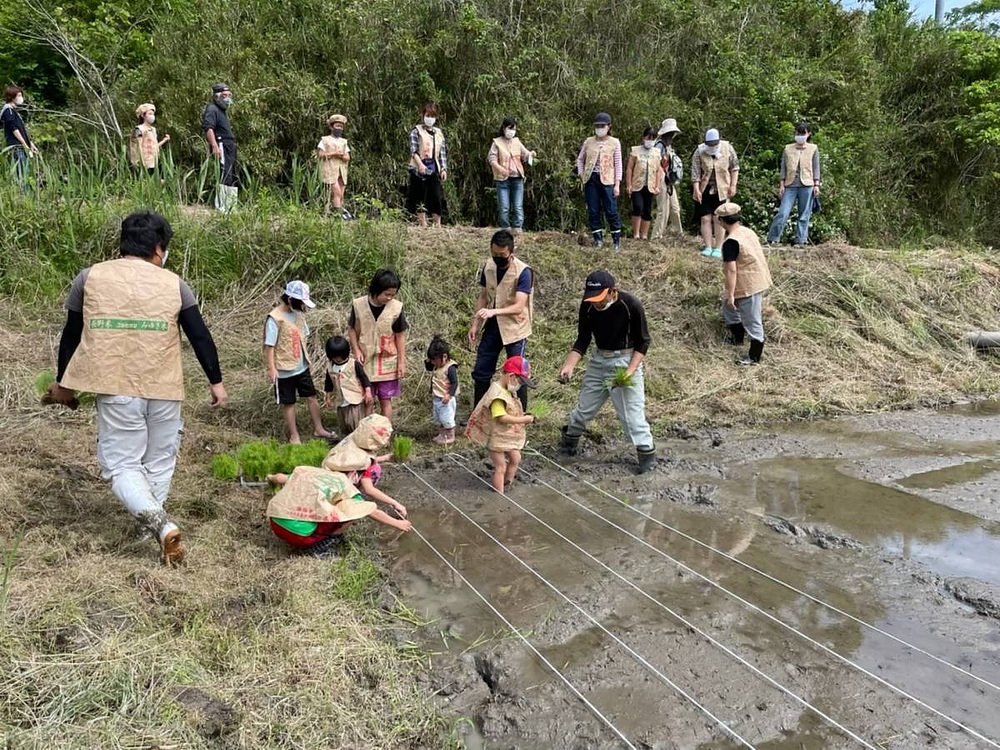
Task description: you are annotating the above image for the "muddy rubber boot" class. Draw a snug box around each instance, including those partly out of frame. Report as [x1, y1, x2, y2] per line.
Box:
[559, 426, 580, 456]
[636, 446, 657, 474]
[728, 323, 745, 345]
[737, 339, 764, 365]
[611, 230, 622, 253]
[592, 230, 604, 249]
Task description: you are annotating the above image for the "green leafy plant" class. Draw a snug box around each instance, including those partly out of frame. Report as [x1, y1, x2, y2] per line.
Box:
[392, 435, 414, 462]
[211, 454, 239, 482]
[605, 367, 636, 389]
[34, 371, 55, 396]
[235, 440, 282, 482]
[276, 440, 330, 473]
[528, 400, 552, 418]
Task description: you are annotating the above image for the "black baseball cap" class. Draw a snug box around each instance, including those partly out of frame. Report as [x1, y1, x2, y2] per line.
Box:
[583, 270, 616, 303]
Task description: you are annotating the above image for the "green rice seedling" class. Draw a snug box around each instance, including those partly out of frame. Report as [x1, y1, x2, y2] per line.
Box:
[605, 367, 636, 389]
[236, 440, 282, 481]
[392, 435, 414, 462]
[34, 371, 55, 396]
[277, 439, 330, 472]
[528, 400, 552, 418]
[211, 454, 239, 482]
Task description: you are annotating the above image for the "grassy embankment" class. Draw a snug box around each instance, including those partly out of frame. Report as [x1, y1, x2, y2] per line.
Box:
[3, 191, 1000, 748]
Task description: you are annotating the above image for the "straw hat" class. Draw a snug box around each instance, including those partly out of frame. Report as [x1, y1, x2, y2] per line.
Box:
[267, 465, 376, 524]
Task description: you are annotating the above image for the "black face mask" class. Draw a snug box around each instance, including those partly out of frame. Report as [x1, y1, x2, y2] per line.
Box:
[492, 255, 510, 269]
[331, 127, 344, 137]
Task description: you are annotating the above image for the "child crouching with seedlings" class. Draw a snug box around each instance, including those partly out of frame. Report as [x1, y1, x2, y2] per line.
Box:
[322, 414, 411, 529]
[323, 335, 373, 435]
[425, 334, 459, 445]
[465, 356, 536, 492]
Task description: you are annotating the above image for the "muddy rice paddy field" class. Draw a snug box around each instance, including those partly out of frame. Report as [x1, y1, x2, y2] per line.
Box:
[384, 403, 1000, 749]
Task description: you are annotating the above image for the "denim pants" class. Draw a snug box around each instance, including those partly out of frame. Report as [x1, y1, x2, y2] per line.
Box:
[584, 173, 621, 233]
[495, 176, 525, 229]
[566, 351, 653, 449]
[11, 146, 29, 192]
[472, 321, 527, 388]
[96, 395, 184, 536]
[767, 186, 814, 245]
[432, 396, 457, 428]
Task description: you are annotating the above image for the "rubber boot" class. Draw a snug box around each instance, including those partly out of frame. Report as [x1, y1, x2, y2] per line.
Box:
[636, 446, 657, 474]
[728, 323, 745, 345]
[737, 339, 764, 366]
[592, 230, 604, 248]
[559, 426, 580, 456]
[611, 230, 622, 253]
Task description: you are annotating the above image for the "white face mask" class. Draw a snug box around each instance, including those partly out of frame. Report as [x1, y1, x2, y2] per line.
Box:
[509, 380, 523, 393]
[594, 126, 609, 137]
[160, 250, 169, 267]
[145, 113, 155, 124]
[594, 296, 615, 311]
[14, 95, 24, 106]
[504, 128, 516, 139]
[329, 362, 346, 374]
[643, 139, 655, 149]
[706, 145, 720, 156]
[423, 116, 436, 128]
[794, 134, 808, 144]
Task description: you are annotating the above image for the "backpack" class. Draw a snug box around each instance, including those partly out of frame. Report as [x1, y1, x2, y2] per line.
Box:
[658, 142, 683, 185]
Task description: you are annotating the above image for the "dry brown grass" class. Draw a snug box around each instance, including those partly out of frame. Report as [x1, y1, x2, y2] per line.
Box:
[3, 224, 1000, 747]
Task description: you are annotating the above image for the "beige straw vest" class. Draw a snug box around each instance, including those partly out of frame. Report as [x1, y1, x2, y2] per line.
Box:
[483, 256, 533, 345]
[266, 465, 375, 524]
[267, 306, 310, 371]
[781, 143, 818, 187]
[61, 258, 184, 400]
[327, 358, 365, 405]
[580, 136, 620, 186]
[413, 125, 444, 172]
[465, 381, 526, 451]
[352, 296, 403, 382]
[730, 225, 773, 299]
[490, 137, 526, 180]
[629, 146, 663, 194]
[696, 140, 736, 194]
[128, 124, 160, 169]
[317, 135, 350, 185]
[431, 358, 460, 398]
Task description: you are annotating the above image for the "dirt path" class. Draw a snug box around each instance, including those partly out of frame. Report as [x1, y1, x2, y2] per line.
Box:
[382, 404, 1000, 749]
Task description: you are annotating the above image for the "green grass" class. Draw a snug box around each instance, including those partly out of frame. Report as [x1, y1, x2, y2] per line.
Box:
[392, 435, 414, 461]
[330, 547, 381, 602]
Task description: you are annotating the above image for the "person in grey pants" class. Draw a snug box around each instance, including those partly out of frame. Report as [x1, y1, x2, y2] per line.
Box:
[557, 270, 657, 474]
[716, 202, 773, 365]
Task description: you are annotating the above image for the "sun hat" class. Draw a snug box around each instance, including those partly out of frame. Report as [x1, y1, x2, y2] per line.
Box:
[657, 118, 680, 136]
[322, 415, 394, 472]
[284, 280, 316, 308]
[266, 465, 376, 524]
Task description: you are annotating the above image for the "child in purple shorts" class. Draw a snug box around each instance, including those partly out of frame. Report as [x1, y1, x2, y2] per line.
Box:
[347, 268, 409, 422]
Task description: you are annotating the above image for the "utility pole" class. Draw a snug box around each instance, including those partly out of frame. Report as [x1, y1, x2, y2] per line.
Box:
[935, 0, 943, 23]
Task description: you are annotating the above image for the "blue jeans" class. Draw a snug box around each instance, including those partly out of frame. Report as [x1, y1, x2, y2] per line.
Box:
[583, 173, 621, 234]
[11, 146, 29, 192]
[767, 186, 814, 245]
[495, 176, 524, 229]
[472, 321, 527, 388]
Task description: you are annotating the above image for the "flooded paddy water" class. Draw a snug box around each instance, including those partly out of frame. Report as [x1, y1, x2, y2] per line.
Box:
[380, 404, 1000, 749]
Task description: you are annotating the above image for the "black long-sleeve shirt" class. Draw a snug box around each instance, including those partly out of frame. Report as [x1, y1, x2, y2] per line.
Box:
[571, 290, 651, 356]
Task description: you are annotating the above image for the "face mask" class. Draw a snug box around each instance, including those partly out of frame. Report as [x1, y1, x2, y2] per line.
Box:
[504, 128, 516, 139]
[509, 380, 523, 393]
[794, 134, 808, 144]
[160, 250, 169, 267]
[14, 95, 24, 106]
[492, 255, 509, 269]
[329, 362, 347, 374]
[423, 116, 436, 128]
[706, 145, 720, 156]
[332, 127, 344, 137]
[219, 96, 233, 109]
[643, 139, 655, 149]
[595, 126, 609, 137]
[145, 113, 155, 124]
[593, 296, 614, 312]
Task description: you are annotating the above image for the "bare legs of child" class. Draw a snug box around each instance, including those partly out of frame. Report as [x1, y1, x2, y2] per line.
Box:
[489, 449, 522, 493]
[283, 397, 334, 444]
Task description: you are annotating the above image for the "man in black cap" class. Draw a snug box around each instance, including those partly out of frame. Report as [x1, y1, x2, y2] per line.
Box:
[557, 270, 657, 473]
[202, 83, 238, 213]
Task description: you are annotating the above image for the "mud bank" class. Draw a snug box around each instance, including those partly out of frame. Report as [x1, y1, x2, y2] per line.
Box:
[383, 403, 1000, 749]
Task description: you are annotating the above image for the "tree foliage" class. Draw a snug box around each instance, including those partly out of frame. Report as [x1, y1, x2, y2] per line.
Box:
[4, 0, 1000, 244]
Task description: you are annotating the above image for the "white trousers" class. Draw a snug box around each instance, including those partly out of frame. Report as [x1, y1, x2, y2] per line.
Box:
[96, 395, 183, 537]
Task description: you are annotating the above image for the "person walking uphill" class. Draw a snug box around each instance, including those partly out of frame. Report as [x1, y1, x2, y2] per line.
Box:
[576, 112, 623, 252]
[557, 271, 657, 474]
[469, 229, 534, 413]
[45, 211, 228, 566]
[691, 128, 739, 258]
[202, 83, 238, 213]
[766, 123, 821, 247]
[716, 203, 773, 365]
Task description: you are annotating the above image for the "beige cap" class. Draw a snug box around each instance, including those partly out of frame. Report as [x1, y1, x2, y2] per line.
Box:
[135, 103, 156, 120]
[328, 114, 347, 126]
[715, 202, 742, 218]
